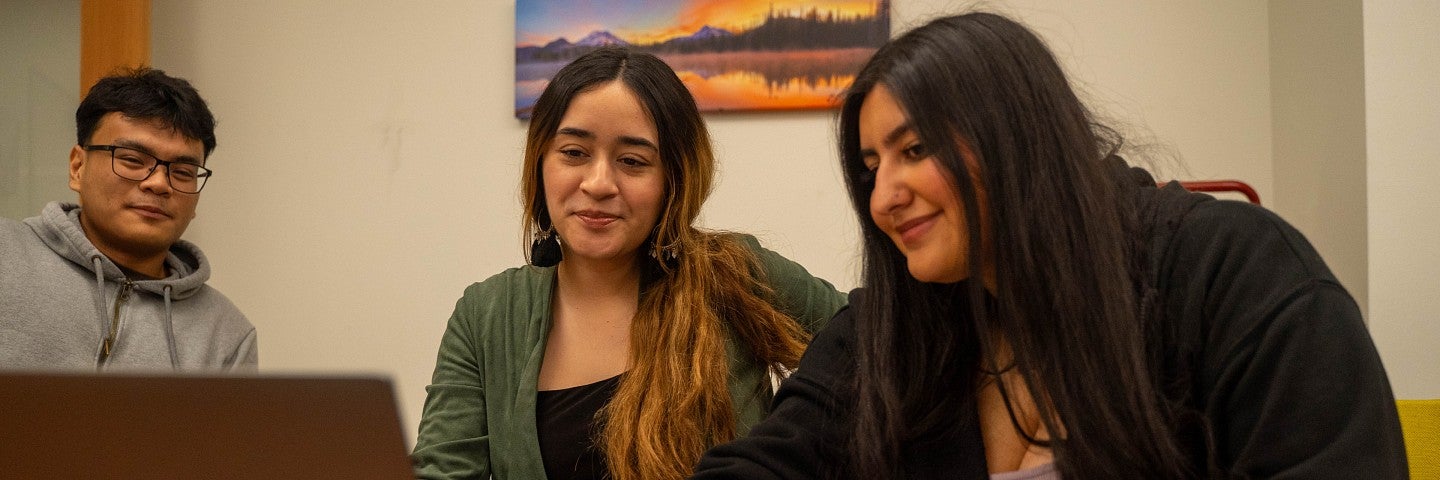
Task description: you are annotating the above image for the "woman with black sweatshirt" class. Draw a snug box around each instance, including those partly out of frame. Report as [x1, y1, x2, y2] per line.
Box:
[692, 12, 1407, 479]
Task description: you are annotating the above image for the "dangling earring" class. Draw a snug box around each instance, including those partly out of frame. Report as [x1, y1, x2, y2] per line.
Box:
[649, 236, 680, 265]
[530, 225, 561, 267]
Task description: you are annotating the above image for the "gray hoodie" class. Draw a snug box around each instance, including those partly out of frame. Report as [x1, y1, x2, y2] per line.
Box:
[1, 202, 257, 371]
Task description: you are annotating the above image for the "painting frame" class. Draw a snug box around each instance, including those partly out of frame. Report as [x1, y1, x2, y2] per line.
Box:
[515, 0, 891, 118]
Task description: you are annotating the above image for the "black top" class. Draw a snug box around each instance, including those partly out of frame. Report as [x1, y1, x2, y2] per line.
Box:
[691, 162, 1409, 479]
[115, 262, 161, 281]
[537, 374, 621, 480]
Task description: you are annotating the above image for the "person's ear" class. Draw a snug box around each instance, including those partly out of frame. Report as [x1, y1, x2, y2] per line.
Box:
[68, 145, 87, 193]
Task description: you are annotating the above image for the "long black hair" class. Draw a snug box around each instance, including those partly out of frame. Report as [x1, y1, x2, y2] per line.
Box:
[837, 13, 1190, 478]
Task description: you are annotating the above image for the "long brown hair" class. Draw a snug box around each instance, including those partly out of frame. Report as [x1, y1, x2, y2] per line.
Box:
[522, 47, 810, 480]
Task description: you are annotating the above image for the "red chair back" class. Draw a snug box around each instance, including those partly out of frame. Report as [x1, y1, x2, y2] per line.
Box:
[1168, 180, 1261, 205]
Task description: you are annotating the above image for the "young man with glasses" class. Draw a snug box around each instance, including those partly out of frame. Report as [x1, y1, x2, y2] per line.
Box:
[0, 68, 257, 371]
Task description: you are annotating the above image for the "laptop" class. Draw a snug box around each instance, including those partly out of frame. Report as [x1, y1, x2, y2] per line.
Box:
[0, 373, 414, 479]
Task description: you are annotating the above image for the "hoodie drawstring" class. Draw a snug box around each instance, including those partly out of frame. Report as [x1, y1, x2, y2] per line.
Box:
[163, 285, 179, 370]
[90, 255, 181, 370]
[90, 256, 109, 368]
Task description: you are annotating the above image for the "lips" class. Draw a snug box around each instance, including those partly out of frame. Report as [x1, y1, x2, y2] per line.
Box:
[894, 212, 939, 246]
[574, 209, 620, 228]
[127, 203, 173, 220]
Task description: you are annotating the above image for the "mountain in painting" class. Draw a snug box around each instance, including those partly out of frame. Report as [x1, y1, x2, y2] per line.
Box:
[543, 37, 574, 49]
[517, 31, 630, 62]
[683, 25, 733, 41]
[575, 30, 629, 47]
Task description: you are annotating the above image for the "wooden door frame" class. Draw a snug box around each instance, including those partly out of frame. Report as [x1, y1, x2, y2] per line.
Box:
[80, 0, 150, 98]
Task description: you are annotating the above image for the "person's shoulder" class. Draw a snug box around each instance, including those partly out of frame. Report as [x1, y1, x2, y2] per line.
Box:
[0, 215, 39, 246]
[0, 214, 64, 269]
[453, 265, 555, 322]
[732, 232, 764, 250]
[466, 265, 554, 296]
[720, 232, 786, 268]
[692, 230, 765, 257]
[1178, 199, 1287, 237]
[0, 217, 29, 253]
[184, 284, 247, 318]
[792, 291, 859, 382]
[1157, 199, 1355, 347]
[0, 215, 25, 231]
[445, 266, 554, 346]
[807, 288, 863, 355]
[179, 284, 256, 333]
[1168, 199, 1335, 280]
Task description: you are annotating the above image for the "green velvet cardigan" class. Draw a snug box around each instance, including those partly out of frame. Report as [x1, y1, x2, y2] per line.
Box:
[412, 236, 847, 479]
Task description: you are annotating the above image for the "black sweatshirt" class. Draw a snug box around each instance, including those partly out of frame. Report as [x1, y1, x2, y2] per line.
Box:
[692, 163, 1408, 479]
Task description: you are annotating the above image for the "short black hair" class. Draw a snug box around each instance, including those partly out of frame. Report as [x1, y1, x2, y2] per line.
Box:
[75, 67, 217, 158]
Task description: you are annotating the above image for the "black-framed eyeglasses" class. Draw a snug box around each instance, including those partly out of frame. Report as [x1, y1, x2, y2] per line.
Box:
[84, 145, 212, 194]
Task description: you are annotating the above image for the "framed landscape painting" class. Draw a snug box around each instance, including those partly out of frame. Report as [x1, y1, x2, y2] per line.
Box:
[516, 0, 891, 118]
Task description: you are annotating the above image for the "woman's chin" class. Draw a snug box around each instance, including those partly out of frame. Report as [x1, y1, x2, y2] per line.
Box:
[562, 243, 640, 264]
[906, 261, 967, 284]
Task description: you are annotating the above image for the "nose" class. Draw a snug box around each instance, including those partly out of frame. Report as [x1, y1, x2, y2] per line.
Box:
[870, 159, 912, 217]
[579, 155, 619, 199]
[138, 164, 173, 196]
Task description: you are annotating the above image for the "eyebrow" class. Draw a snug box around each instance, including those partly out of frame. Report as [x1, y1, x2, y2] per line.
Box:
[556, 127, 659, 152]
[858, 121, 914, 158]
[112, 138, 204, 166]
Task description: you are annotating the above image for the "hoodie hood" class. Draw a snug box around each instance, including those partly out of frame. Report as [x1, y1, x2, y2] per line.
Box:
[23, 201, 211, 300]
[1106, 157, 1212, 268]
[4, 201, 256, 371]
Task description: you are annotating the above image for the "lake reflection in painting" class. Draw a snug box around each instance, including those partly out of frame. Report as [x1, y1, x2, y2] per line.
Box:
[515, 0, 890, 118]
[516, 48, 871, 116]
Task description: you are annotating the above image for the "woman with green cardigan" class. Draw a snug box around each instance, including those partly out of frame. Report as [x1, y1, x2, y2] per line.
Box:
[411, 47, 846, 480]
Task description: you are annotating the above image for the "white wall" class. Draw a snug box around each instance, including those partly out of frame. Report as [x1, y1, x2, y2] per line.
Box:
[969, 1, 1275, 192]
[1364, 1, 1440, 399]
[148, 0, 1280, 442]
[0, 0, 79, 220]
[1269, 0, 1367, 315]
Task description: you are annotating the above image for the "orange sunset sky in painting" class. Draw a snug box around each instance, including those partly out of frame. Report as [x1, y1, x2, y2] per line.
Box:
[517, 0, 879, 46]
